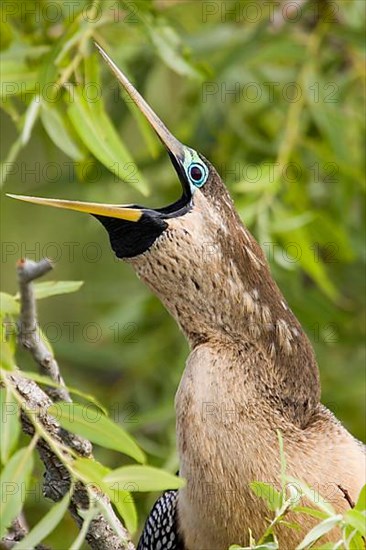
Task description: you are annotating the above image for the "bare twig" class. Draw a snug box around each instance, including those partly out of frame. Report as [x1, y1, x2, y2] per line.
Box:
[337, 484, 355, 509]
[0, 514, 50, 550]
[17, 258, 70, 403]
[2, 258, 136, 550]
[1, 515, 28, 550]
[16, 257, 92, 456]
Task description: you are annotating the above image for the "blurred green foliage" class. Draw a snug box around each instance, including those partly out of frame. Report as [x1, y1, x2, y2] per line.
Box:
[1, 0, 365, 546]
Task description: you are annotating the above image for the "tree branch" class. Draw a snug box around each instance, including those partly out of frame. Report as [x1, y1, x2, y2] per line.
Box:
[2, 258, 136, 550]
[17, 258, 70, 403]
[1, 513, 50, 550]
[337, 484, 355, 509]
[10, 372, 134, 550]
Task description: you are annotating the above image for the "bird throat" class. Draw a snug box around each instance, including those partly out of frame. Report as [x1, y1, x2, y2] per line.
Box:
[129, 197, 321, 426]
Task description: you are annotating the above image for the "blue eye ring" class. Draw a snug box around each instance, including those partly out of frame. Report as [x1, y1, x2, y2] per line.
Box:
[187, 162, 208, 188]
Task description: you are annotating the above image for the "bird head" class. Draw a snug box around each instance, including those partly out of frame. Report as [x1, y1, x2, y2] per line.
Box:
[8, 44, 265, 338]
[7, 46, 303, 355]
[8, 44, 321, 413]
[8, 44, 238, 260]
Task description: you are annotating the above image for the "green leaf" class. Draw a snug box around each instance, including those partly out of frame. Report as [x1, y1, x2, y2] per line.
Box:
[281, 228, 339, 302]
[279, 520, 300, 531]
[22, 371, 108, 416]
[73, 457, 110, 482]
[0, 19, 13, 51]
[48, 403, 145, 463]
[0, 387, 20, 464]
[250, 481, 282, 512]
[37, 327, 54, 355]
[15, 281, 84, 301]
[0, 340, 16, 371]
[109, 489, 138, 535]
[73, 458, 137, 533]
[355, 484, 366, 511]
[286, 477, 335, 516]
[0, 59, 37, 98]
[40, 104, 85, 161]
[277, 430, 286, 499]
[304, 67, 350, 167]
[32, 280, 84, 300]
[345, 529, 365, 550]
[15, 491, 71, 550]
[54, 27, 84, 66]
[296, 515, 343, 549]
[233, 163, 278, 193]
[292, 506, 328, 521]
[308, 215, 354, 263]
[344, 509, 366, 536]
[271, 212, 314, 233]
[69, 505, 98, 550]
[21, 97, 41, 145]
[125, 100, 160, 159]
[104, 465, 185, 492]
[83, 53, 102, 115]
[67, 87, 148, 194]
[148, 24, 202, 79]
[0, 445, 35, 538]
[0, 293, 19, 315]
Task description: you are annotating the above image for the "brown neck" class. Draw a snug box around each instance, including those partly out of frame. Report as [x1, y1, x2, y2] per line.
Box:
[130, 191, 320, 425]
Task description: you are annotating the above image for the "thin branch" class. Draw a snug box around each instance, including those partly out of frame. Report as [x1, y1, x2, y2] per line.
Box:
[1, 514, 50, 550]
[17, 258, 93, 456]
[337, 484, 355, 509]
[3, 258, 136, 550]
[1, 515, 28, 550]
[17, 258, 70, 403]
[9, 372, 134, 550]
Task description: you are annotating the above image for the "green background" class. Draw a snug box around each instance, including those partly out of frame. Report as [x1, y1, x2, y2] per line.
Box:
[1, 0, 365, 546]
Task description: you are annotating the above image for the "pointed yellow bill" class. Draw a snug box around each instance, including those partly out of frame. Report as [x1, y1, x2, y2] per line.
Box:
[6, 194, 142, 222]
[94, 42, 185, 162]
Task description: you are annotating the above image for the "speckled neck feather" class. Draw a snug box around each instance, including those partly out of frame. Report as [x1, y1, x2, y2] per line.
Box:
[129, 160, 365, 550]
[130, 165, 319, 427]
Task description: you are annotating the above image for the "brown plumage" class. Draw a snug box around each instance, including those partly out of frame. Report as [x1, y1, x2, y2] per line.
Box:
[130, 160, 365, 548]
[10, 45, 365, 549]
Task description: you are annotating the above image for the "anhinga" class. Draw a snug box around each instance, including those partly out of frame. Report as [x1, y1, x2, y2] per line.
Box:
[8, 44, 365, 550]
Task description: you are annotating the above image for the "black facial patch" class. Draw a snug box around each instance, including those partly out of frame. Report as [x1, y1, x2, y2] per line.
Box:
[94, 212, 168, 259]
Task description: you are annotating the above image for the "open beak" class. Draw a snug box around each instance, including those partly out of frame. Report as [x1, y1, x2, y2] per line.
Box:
[5, 195, 143, 221]
[7, 42, 191, 222]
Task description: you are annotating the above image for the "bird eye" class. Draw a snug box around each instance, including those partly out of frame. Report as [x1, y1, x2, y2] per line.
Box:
[188, 163, 207, 188]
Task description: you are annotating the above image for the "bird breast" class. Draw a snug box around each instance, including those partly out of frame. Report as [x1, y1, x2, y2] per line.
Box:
[174, 344, 366, 549]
